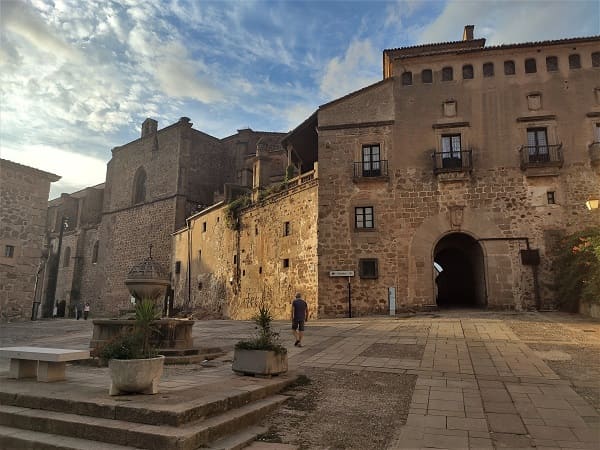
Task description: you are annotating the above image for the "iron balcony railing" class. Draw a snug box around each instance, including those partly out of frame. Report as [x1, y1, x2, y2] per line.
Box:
[432, 150, 472, 174]
[353, 160, 389, 178]
[519, 144, 563, 169]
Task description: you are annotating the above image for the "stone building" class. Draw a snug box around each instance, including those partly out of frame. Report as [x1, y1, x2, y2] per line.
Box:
[41, 118, 286, 316]
[0, 159, 60, 321]
[173, 27, 600, 318]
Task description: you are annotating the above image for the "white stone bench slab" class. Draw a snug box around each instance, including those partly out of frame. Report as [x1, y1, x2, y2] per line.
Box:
[0, 347, 90, 382]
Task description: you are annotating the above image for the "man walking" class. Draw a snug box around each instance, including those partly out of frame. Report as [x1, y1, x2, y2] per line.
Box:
[291, 292, 308, 347]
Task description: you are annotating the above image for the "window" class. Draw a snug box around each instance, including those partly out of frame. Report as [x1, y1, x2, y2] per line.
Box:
[527, 127, 549, 162]
[504, 60, 515, 75]
[259, 266, 262, 274]
[198, 250, 202, 262]
[283, 221, 291, 236]
[175, 261, 181, 274]
[202, 222, 207, 232]
[546, 56, 558, 72]
[92, 241, 99, 264]
[462, 64, 473, 79]
[401, 71, 412, 85]
[593, 52, 600, 68]
[132, 167, 146, 204]
[525, 58, 537, 73]
[595, 123, 600, 142]
[483, 62, 494, 77]
[355, 207, 374, 229]
[442, 67, 453, 81]
[569, 54, 581, 69]
[255, 226, 258, 235]
[441, 134, 462, 168]
[233, 255, 237, 264]
[547, 192, 555, 205]
[362, 144, 381, 177]
[282, 258, 290, 268]
[4, 245, 14, 258]
[359, 259, 378, 279]
[422, 69, 432, 83]
[63, 247, 71, 267]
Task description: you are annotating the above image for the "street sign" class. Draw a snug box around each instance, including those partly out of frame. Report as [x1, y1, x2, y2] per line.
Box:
[329, 270, 354, 277]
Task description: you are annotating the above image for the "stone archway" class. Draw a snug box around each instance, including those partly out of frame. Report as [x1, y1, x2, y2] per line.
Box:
[434, 232, 486, 308]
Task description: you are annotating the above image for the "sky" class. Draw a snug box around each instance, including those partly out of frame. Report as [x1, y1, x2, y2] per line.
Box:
[1, 0, 599, 199]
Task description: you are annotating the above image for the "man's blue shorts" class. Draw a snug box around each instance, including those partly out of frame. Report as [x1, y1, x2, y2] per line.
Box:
[292, 320, 305, 331]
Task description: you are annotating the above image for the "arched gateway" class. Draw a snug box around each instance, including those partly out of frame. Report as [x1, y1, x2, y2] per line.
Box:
[434, 233, 486, 308]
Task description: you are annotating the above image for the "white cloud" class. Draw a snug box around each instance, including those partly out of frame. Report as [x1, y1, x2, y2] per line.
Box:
[417, 0, 600, 45]
[1, 144, 108, 199]
[319, 39, 380, 100]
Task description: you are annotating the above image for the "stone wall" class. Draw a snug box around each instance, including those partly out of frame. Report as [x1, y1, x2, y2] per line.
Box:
[0, 159, 58, 321]
[172, 178, 318, 320]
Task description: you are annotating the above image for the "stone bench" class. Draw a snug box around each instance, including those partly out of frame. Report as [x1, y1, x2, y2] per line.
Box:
[0, 347, 90, 382]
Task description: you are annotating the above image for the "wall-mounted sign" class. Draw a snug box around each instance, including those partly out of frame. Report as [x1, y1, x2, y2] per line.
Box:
[329, 270, 354, 277]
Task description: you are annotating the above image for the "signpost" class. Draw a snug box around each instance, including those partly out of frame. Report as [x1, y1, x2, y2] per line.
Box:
[329, 270, 354, 317]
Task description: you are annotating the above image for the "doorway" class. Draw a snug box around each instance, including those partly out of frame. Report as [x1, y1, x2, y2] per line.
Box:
[434, 233, 486, 308]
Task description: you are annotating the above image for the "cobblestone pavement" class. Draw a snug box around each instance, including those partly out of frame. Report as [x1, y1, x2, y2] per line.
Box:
[1, 311, 599, 449]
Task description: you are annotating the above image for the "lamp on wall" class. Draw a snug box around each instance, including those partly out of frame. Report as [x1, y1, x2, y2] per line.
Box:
[586, 199, 599, 210]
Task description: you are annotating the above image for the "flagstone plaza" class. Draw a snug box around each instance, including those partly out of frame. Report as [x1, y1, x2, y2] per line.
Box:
[0, 311, 598, 449]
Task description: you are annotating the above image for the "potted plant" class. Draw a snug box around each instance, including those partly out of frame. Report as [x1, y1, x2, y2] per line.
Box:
[232, 305, 288, 376]
[97, 299, 165, 395]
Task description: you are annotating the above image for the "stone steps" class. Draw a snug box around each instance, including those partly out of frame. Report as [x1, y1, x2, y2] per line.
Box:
[0, 395, 287, 450]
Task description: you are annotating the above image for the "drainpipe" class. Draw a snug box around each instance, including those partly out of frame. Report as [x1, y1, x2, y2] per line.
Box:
[476, 237, 541, 310]
[186, 217, 192, 311]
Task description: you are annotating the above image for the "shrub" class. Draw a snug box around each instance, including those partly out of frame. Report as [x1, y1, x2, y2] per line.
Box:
[553, 228, 600, 311]
[235, 305, 287, 355]
[224, 195, 251, 229]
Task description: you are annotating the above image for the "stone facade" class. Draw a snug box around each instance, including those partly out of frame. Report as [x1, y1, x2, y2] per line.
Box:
[0, 159, 59, 321]
[173, 29, 599, 319]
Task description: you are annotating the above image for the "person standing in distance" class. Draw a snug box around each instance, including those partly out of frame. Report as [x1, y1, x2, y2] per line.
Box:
[291, 292, 308, 347]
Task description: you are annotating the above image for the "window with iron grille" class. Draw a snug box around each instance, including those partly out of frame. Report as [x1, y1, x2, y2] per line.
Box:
[401, 71, 412, 85]
[504, 60, 515, 75]
[525, 58, 537, 73]
[362, 144, 381, 177]
[4, 245, 14, 258]
[569, 54, 581, 69]
[483, 62, 494, 77]
[462, 64, 473, 79]
[359, 259, 378, 279]
[527, 127, 549, 161]
[442, 67, 453, 81]
[547, 192, 555, 205]
[593, 52, 600, 68]
[422, 69, 432, 83]
[355, 207, 374, 229]
[546, 56, 558, 72]
[441, 134, 462, 158]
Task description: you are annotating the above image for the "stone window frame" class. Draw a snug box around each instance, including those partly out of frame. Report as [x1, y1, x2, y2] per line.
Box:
[482, 62, 494, 77]
[132, 166, 147, 205]
[421, 69, 433, 84]
[441, 66, 453, 81]
[517, 118, 559, 154]
[462, 64, 474, 79]
[283, 221, 291, 236]
[504, 60, 516, 75]
[354, 206, 375, 230]
[91, 241, 99, 264]
[4, 244, 15, 258]
[355, 136, 387, 172]
[434, 125, 471, 156]
[569, 54, 581, 69]
[358, 258, 379, 279]
[524, 58, 537, 74]
[592, 52, 600, 68]
[401, 71, 413, 86]
[546, 56, 559, 72]
[547, 191, 556, 205]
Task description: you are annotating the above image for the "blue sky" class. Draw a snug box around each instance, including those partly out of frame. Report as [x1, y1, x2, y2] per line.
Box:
[1, 0, 598, 198]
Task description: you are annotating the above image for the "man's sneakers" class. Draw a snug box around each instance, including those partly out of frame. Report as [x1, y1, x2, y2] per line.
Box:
[294, 340, 300, 347]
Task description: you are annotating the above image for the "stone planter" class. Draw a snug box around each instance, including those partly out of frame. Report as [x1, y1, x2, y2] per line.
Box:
[108, 355, 165, 395]
[232, 349, 288, 376]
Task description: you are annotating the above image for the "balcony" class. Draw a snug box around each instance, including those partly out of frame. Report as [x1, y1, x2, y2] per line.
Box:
[353, 160, 389, 180]
[519, 144, 563, 171]
[432, 150, 472, 175]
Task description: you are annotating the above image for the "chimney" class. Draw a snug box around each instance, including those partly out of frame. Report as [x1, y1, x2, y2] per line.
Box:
[141, 118, 158, 138]
[462, 25, 474, 41]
